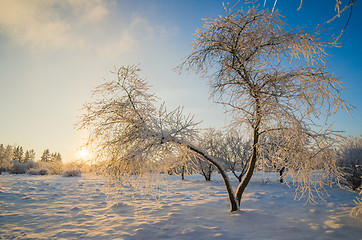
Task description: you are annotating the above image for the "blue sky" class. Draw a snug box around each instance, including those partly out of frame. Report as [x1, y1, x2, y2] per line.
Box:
[0, 0, 361, 162]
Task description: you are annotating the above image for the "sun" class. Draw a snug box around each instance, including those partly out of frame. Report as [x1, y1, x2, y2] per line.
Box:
[78, 148, 90, 159]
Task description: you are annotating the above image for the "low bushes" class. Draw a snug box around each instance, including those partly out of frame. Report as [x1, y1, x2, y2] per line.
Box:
[338, 136, 362, 191]
[62, 169, 82, 177]
[8, 161, 35, 174]
[27, 168, 48, 175]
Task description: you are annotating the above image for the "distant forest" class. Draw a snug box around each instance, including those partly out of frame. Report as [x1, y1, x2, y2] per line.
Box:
[0, 144, 62, 174]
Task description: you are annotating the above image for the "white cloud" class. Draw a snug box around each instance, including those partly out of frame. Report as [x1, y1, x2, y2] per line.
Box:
[96, 15, 156, 59]
[61, 0, 109, 24]
[0, 0, 176, 58]
[0, 0, 109, 50]
[97, 31, 136, 59]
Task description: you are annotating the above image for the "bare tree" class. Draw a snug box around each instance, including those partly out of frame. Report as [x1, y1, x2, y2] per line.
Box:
[221, 131, 251, 182]
[178, 4, 351, 206]
[257, 130, 292, 183]
[194, 128, 221, 181]
[199, 128, 251, 182]
[77, 65, 239, 211]
[166, 150, 192, 180]
[337, 135, 362, 191]
[191, 154, 215, 181]
[78, 5, 352, 212]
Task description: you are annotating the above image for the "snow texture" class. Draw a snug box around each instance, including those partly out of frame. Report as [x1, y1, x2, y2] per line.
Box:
[0, 173, 361, 240]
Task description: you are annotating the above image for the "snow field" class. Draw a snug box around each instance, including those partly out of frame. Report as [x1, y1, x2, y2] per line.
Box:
[0, 173, 361, 240]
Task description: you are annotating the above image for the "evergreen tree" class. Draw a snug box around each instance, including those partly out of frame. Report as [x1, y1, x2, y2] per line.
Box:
[55, 153, 62, 162]
[40, 149, 51, 162]
[50, 152, 62, 162]
[0, 144, 5, 172]
[3, 145, 14, 170]
[12, 146, 23, 163]
[23, 150, 36, 163]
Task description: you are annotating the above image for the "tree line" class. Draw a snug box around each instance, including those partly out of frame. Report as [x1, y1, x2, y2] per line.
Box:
[168, 129, 361, 190]
[0, 144, 62, 174]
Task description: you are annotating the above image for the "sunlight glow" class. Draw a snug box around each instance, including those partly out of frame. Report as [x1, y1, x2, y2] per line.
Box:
[78, 148, 90, 159]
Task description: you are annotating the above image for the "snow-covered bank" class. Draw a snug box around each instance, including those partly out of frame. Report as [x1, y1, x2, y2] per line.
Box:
[1, 173, 361, 240]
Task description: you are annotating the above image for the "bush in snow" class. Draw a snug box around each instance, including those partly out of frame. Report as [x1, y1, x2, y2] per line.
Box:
[337, 136, 362, 191]
[8, 160, 35, 174]
[27, 168, 48, 175]
[36, 161, 64, 175]
[62, 169, 82, 177]
[63, 160, 99, 174]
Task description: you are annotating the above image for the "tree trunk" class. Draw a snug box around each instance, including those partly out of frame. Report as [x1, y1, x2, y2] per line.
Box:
[237, 174, 242, 182]
[236, 133, 257, 205]
[279, 167, 285, 183]
[181, 165, 185, 180]
[184, 142, 239, 212]
[235, 107, 261, 206]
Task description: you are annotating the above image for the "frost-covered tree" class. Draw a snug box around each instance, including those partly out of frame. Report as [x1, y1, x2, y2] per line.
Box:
[258, 130, 291, 183]
[191, 154, 215, 181]
[40, 149, 51, 162]
[220, 131, 251, 182]
[178, 4, 351, 205]
[50, 153, 62, 163]
[194, 128, 222, 181]
[198, 128, 251, 182]
[78, 65, 242, 211]
[78, 6, 351, 212]
[1, 145, 13, 172]
[12, 146, 23, 163]
[23, 149, 35, 163]
[77, 65, 197, 181]
[0, 144, 5, 173]
[37, 150, 63, 174]
[6, 145, 36, 174]
[337, 136, 362, 191]
[0, 144, 10, 172]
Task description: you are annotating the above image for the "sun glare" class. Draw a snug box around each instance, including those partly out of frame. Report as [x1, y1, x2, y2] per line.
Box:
[78, 148, 90, 159]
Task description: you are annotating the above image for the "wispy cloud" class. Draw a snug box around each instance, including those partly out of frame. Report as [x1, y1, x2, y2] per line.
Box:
[0, 0, 175, 58]
[96, 16, 156, 59]
[0, 0, 109, 51]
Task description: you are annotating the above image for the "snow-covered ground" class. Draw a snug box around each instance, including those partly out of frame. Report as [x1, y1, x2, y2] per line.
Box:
[1, 172, 361, 240]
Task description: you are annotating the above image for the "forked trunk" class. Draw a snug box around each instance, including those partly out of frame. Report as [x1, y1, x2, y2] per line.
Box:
[235, 112, 260, 206]
[232, 170, 243, 182]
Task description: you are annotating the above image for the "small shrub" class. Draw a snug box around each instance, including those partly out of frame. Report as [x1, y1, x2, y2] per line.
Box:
[36, 161, 64, 175]
[261, 177, 271, 184]
[62, 169, 81, 177]
[339, 165, 362, 190]
[27, 168, 48, 175]
[338, 136, 362, 191]
[8, 160, 35, 174]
